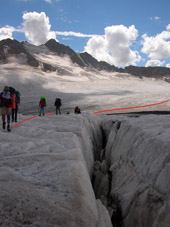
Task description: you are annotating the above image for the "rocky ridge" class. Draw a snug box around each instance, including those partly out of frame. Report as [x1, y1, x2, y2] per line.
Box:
[0, 38, 170, 80]
[0, 39, 39, 67]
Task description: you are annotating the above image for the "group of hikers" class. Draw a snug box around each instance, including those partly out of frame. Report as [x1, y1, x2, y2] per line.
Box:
[39, 96, 81, 116]
[0, 86, 21, 132]
[39, 96, 62, 116]
[0, 85, 81, 132]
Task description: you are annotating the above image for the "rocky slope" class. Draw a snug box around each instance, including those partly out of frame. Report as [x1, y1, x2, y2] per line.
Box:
[124, 65, 170, 79]
[0, 39, 39, 67]
[0, 38, 170, 80]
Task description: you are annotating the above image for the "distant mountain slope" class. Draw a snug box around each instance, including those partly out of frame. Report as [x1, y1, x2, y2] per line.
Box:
[45, 39, 86, 67]
[124, 65, 170, 79]
[80, 52, 118, 71]
[0, 39, 39, 67]
[0, 38, 170, 80]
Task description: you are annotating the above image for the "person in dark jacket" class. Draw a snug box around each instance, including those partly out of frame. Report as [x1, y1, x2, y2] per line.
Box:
[0, 86, 12, 131]
[54, 98, 62, 115]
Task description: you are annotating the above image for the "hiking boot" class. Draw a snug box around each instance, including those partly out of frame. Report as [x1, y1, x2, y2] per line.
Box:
[2, 121, 6, 129]
[7, 125, 11, 132]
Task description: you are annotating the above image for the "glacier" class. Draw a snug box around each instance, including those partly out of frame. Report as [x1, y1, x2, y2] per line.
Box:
[0, 113, 112, 227]
[0, 113, 170, 227]
[0, 43, 170, 226]
[100, 114, 170, 227]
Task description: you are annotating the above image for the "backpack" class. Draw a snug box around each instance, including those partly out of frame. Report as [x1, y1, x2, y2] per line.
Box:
[40, 99, 46, 107]
[55, 98, 62, 106]
[58, 98, 61, 106]
[0, 91, 12, 107]
[16, 91, 21, 104]
[40, 96, 47, 105]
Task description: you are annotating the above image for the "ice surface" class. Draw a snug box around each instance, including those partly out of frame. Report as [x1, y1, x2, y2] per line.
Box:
[0, 114, 112, 227]
[102, 114, 170, 227]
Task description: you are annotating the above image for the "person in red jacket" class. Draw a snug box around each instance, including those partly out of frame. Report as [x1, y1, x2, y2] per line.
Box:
[0, 86, 12, 131]
[39, 97, 46, 116]
[74, 106, 81, 114]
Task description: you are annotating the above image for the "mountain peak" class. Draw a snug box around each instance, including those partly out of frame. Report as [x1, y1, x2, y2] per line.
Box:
[0, 38, 39, 67]
[45, 39, 86, 67]
[45, 39, 58, 45]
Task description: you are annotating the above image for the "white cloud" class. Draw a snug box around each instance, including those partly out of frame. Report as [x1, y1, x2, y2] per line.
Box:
[0, 26, 15, 40]
[141, 27, 170, 59]
[0, 12, 98, 45]
[62, 37, 73, 40]
[150, 16, 160, 21]
[84, 25, 141, 67]
[58, 16, 72, 24]
[55, 31, 94, 38]
[22, 12, 57, 45]
[45, 0, 52, 3]
[145, 59, 165, 67]
[166, 63, 170, 68]
[166, 24, 170, 30]
[45, 0, 60, 2]
[16, 0, 29, 2]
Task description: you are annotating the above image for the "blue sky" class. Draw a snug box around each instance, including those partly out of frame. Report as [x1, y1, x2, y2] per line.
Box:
[0, 0, 170, 68]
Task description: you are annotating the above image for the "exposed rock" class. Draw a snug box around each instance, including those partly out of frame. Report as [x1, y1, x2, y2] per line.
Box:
[45, 39, 86, 67]
[0, 39, 39, 67]
[164, 78, 170, 83]
[79, 52, 102, 69]
[98, 61, 118, 72]
[124, 65, 170, 78]
[80, 52, 117, 72]
[42, 62, 56, 72]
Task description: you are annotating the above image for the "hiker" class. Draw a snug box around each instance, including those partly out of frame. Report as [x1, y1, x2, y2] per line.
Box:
[0, 86, 12, 131]
[39, 97, 46, 116]
[14, 91, 21, 122]
[74, 106, 81, 114]
[54, 97, 62, 115]
[8, 87, 20, 122]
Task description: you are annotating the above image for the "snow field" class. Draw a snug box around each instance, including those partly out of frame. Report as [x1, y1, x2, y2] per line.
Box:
[1, 57, 170, 116]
